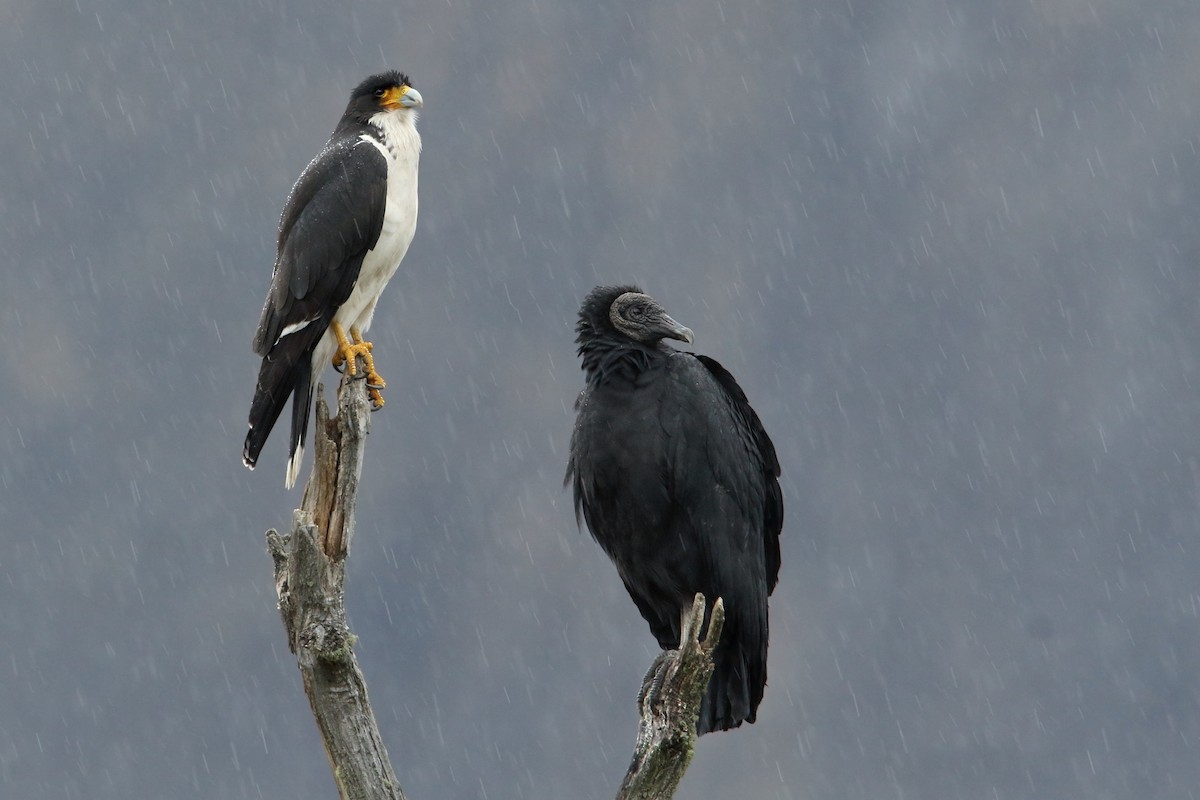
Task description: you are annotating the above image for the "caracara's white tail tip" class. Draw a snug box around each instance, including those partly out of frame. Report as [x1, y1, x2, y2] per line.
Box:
[284, 444, 304, 490]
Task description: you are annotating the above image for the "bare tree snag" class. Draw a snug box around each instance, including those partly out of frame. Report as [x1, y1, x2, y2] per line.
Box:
[616, 594, 725, 800]
[265, 375, 405, 800]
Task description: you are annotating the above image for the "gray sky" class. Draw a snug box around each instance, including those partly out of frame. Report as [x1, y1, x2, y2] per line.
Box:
[3, 0, 1200, 797]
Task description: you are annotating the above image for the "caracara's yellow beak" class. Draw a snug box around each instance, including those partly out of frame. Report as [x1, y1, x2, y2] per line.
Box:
[381, 85, 423, 111]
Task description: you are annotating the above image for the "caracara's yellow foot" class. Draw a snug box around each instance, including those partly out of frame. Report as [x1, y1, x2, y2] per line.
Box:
[330, 323, 376, 376]
[330, 322, 387, 409]
[331, 345, 372, 376]
[333, 339, 374, 377]
[331, 321, 370, 377]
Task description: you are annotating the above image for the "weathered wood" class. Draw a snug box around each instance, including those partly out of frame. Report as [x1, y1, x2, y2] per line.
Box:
[265, 375, 405, 800]
[616, 594, 725, 800]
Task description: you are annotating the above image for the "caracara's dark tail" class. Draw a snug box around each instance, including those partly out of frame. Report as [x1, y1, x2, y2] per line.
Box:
[243, 360, 296, 468]
[695, 598, 769, 736]
[243, 332, 320, 489]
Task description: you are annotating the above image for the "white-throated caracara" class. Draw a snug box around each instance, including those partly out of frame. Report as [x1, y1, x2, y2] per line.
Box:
[243, 71, 422, 488]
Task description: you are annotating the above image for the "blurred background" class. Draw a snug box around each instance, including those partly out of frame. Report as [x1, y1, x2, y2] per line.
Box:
[3, 0, 1199, 797]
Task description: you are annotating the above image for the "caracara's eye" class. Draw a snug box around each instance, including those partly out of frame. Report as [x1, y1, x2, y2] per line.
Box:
[374, 88, 386, 98]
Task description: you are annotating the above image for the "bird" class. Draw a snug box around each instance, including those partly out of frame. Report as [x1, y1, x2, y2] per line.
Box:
[243, 71, 423, 488]
[566, 285, 783, 735]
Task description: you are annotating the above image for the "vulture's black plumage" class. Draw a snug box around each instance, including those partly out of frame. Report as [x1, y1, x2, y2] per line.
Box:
[566, 285, 783, 735]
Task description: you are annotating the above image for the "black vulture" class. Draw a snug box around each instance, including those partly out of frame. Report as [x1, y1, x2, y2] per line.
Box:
[566, 285, 783, 735]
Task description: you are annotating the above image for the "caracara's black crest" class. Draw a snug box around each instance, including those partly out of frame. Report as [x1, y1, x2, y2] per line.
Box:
[352, 71, 413, 97]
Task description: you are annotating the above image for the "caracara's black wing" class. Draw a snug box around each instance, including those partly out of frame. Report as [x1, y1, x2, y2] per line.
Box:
[242, 137, 387, 471]
[252, 137, 387, 357]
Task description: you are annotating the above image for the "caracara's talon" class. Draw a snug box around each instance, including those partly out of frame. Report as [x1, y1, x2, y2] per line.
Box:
[365, 373, 387, 390]
[332, 343, 375, 377]
[368, 388, 386, 410]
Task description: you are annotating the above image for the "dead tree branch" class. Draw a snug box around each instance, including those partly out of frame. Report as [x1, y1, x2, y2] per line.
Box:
[616, 594, 725, 800]
[265, 375, 405, 800]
